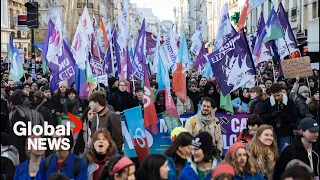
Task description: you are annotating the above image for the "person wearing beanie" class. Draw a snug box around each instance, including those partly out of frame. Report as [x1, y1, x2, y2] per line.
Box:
[274, 117, 319, 180]
[66, 88, 81, 115]
[211, 164, 235, 180]
[294, 85, 314, 130]
[108, 76, 119, 96]
[164, 132, 193, 179]
[53, 80, 69, 114]
[31, 82, 39, 93]
[178, 131, 220, 180]
[224, 142, 264, 180]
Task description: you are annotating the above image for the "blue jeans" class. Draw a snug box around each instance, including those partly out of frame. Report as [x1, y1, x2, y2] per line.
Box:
[277, 136, 291, 153]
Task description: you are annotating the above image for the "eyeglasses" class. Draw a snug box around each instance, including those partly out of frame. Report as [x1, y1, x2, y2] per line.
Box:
[119, 84, 127, 87]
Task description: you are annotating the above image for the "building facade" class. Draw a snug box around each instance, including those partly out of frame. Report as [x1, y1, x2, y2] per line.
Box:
[1, 0, 31, 59]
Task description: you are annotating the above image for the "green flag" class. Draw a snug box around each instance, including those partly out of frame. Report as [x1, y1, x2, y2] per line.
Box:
[263, 12, 284, 43]
[161, 112, 181, 134]
[220, 93, 234, 114]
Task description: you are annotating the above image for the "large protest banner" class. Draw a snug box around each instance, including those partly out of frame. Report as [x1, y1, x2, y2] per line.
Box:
[122, 113, 248, 157]
[280, 56, 313, 78]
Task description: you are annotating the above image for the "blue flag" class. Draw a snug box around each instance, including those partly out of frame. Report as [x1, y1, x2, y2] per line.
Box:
[104, 25, 121, 77]
[251, 12, 265, 51]
[8, 33, 24, 82]
[206, 30, 256, 96]
[132, 19, 146, 81]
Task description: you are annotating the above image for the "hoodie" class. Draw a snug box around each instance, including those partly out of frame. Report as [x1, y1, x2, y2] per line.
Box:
[1, 145, 20, 166]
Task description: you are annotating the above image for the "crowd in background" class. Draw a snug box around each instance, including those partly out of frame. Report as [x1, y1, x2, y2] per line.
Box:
[1, 58, 319, 180]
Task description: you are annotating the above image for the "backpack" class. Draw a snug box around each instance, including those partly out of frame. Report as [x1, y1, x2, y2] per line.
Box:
[44, 154, 81, 177]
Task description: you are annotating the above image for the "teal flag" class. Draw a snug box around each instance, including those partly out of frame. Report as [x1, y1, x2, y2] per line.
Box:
[161, 112, 181, 134]
[220, 93, 234, 114]
[8, 33, 24, 82]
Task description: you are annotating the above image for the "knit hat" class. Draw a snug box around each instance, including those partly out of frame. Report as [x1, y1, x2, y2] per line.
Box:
[191, 131, 213, 155]
[58, 80, 68, 88]
[67, 88, 77, 95]
[311, 88, 319, 96]
[298, 86, 310, 95]
[229, 142, 245, 157]
[277, 76, 286, 83]
[38, 78, 48, 85]
[171, 127, 187, 141]
[211, 164, 235, 178]
[108, 76, 118, 87]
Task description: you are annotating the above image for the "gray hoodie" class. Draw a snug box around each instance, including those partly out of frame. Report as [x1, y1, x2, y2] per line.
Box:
[1, 145, 20, 166]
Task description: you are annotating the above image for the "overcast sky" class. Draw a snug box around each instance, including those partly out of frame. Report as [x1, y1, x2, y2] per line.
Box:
[130, 0, 180, 21]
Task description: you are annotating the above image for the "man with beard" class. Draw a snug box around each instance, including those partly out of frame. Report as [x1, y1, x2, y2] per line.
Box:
[40, 85, 63, 116]
[274, 118, 319, 180]
[184, 97, 222, 154]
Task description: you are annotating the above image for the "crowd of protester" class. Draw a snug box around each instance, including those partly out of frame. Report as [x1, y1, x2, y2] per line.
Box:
[1, 59, 319, 180]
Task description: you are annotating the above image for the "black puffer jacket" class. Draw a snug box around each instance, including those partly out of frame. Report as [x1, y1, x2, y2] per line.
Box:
[109, 90, 138, 112]
[294, 95, 314, 129]
[274, 135, 320, 180]
[260, 97, 297, 137]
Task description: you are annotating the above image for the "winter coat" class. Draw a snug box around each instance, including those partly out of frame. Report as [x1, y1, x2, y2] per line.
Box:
[294, 95, 314, 129]
[8, 105, 44, 163]
[175, 96, 195, 115]
[232, 97, 249, 113]
[109, 90, 138, 112]
[185, 112, 223, 152]
[90, 107, 124, 153]
[167, 156, 190, 180]
[1, 156, 15, 180]
[1, 145, 19, 167]
[36, 152, 88, 180]
[235, 172, 264, 180]
[1, 99, 8, 132]
[178, 158, 220, 180]
[13, 159, 45, 180]
[274, 135, 320, 180]
[259, 96, 297, 137]
[67, 98, 81, 115]
[236, 129, 252, 143]
[247, 95, 264, 114]
[35, 99, 58, 127]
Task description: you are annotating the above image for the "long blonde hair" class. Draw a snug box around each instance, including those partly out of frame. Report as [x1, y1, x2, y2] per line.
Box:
[224, 147, 260, 176]
[248, 125, 279, 176]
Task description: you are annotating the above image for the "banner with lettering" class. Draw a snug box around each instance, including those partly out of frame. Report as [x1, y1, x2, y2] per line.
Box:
[122, 113, 248, 157]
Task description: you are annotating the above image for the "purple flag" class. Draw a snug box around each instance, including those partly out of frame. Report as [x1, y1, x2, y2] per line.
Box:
[277, 3, 299, 54]
[49, 41, 76, 92]
[104, 26, 120, 77]
[206, 30, 256, 96]
[194, 43, 207, 70]
[146, 31, 157, 55]
[132, 19, 146, 81]
[251, 12, 265, 51]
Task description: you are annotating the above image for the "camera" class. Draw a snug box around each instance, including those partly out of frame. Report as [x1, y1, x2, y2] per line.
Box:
[212, 146, 221, 157]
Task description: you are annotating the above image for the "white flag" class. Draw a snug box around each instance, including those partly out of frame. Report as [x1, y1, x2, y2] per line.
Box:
[81, 6, 94, 39]
[190, 21, 204, 56]
[72, 19, 89, 70]
[117, 0, 129, 49]
[159, 29, 178, 69]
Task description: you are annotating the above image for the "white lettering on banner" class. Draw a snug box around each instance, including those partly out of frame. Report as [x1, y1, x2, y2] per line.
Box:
[121, 121, 153, 150]
[159, 119, 167, 133]
[59, 66, 75, 80]
[222, 134, 237, 149]
[231, 118, 247, 132]
[209, 34, 241, 64]
[57, 58, 70, 71]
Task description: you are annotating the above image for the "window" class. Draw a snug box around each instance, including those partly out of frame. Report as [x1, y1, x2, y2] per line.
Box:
[312, 2, 318, 19]
[10, 8, 14, 29]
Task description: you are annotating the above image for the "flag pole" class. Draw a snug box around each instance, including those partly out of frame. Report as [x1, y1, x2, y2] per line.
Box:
[269, 45, 277, 82]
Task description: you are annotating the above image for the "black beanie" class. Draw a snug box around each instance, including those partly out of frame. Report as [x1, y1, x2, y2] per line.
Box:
[312, 88, 319, 97]
[192, 131, 213, 155]
[108, 76, 117, 87]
